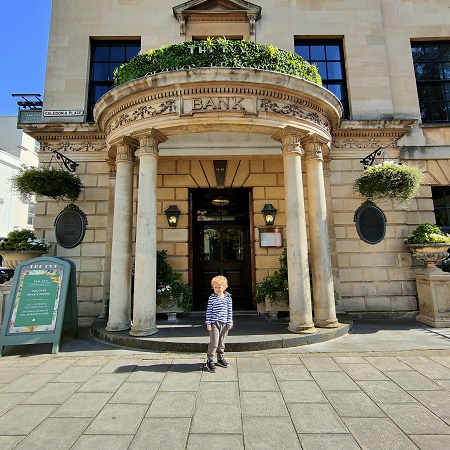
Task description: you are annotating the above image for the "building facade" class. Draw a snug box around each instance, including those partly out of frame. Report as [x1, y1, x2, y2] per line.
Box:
[19, 0, 450, 332]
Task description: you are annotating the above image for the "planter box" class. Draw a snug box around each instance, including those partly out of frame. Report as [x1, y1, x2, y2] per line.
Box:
[156, 295, 187, 321]
[265, 292, 289, 319]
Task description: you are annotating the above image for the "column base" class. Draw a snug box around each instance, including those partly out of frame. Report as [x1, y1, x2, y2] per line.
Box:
[129, 325, 158, 336]
[314, 319, 339, 328]
[288, 322, 316, 334]
[416, 314, 450, 328]
[105, 321, 131, 332]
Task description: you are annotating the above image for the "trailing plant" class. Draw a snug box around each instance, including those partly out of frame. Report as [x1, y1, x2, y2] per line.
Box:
[353, 161, 424, 202]
[255, 247, 288, 303]
[404, 223, 450, 245]
[114, 39, 322, 86]
[0, 229, 51, 252]
[10, 166, 84, 202]
[156, 250, 192, 311]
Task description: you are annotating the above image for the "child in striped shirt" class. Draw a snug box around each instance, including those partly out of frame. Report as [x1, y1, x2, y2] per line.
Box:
[205, 275, 233, 373]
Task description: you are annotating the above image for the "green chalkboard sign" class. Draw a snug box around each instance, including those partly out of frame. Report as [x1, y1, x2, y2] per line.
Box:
[0, 256, 78, 355]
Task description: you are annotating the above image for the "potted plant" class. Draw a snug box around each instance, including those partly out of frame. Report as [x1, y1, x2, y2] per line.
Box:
[10, 166, 84, 202]
[255, 247, 289, 318]
[156, 250, 192, 320]
[353, 161, 424, 202]
[405, 223, 450, 328]
[0, 229, 52, 270]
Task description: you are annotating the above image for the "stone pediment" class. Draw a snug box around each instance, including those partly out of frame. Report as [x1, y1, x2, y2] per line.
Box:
[173, 0, 261, 36]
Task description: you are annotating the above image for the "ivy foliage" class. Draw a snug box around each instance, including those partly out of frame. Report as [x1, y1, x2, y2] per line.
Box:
[353, 162, 424, 202]
[11, 167, 83, 202]
[114, 38, 322, 86]
[404, 223, 450, 245]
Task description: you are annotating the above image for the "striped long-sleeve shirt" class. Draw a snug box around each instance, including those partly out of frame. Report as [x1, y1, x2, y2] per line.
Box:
[205, 292, 233, 326]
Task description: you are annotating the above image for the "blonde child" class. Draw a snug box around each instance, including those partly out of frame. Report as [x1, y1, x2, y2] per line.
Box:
[205, 275, 233, 372]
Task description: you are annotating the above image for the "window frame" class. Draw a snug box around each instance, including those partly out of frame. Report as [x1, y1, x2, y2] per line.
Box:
[411, 41, 450, 124]
[294, 38, 350, 119]
[87, 39, 141, 122]
[432, 186, 450, 231]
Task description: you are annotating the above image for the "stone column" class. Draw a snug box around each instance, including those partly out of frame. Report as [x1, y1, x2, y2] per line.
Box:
[130, 130, 167, 336]
[303, 133, 338, 328]
[273, 127, 315, 334]
[102, 159, 116, 319]
[105, 138, 136, 332]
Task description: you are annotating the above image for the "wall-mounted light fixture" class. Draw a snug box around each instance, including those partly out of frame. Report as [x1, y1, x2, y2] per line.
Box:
[164, 205, 180, 227]
[261, 203, 277, 226]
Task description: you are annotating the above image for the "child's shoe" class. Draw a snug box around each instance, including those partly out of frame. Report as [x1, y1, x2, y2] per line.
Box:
[206, 359, 216, 372]
[216, 357, 229, 368]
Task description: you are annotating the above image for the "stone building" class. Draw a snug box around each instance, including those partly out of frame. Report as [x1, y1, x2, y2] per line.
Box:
[19, 0, 450, 333]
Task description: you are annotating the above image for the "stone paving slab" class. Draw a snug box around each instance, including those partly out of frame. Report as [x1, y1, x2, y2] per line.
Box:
[0, 319, 450, 448]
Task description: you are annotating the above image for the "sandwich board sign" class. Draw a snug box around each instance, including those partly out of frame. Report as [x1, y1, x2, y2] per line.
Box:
[0, 256, 78, 356]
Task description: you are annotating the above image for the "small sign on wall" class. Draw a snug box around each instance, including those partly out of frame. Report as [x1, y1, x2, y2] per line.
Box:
[54, 204, 88, 249]
[259, 227, 283, 247]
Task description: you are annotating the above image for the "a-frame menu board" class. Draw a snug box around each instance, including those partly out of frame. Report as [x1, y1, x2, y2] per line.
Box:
[0, 256, 78, 356]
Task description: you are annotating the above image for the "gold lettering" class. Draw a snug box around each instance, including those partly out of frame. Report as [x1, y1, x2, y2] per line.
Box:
[218, 98, 230, 110]
[192, 98, 203, 110]
[233, 98, 245, 110]
[203, 98, 217, 110]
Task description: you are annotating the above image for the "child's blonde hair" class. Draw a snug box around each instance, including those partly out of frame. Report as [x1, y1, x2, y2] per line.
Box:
[211, 275, 228, 288]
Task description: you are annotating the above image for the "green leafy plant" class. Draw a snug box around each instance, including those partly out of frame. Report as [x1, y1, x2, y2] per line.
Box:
[404, 223, 450, 245]
[114, 39, 322, 86]
[10, 166, 84, 202]
[353, 161, 424, 202]
[0, 229, 51, 252]
[255, 247, 288, 303]
[156, 250, 192, 311]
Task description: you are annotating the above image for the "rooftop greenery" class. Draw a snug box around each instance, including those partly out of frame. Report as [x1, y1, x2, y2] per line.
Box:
[114, 38, 322, 86]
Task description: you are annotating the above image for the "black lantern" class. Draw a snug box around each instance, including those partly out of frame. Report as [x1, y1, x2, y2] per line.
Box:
[261, 203, 277, 226]
[164, 205, 180, 227]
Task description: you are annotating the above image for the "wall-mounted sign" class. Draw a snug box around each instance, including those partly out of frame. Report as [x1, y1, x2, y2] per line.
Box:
[0, 256, 78, 356]
[18, 109, 42, 124]
[259, 227, 283, 247]
[43, 110, 84, 117]
[54, 204, 88, 249]
[181, 97, 256, 116]
[354, 201, 387, 245]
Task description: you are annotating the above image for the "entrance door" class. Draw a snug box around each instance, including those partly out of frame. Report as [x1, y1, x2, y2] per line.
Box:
[192, 189, 252, 311]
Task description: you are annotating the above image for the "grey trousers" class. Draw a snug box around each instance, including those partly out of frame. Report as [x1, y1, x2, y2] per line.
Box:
[207, 322, 229, 360]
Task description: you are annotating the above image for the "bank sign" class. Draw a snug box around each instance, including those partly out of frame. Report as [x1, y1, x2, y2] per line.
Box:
[181, 96, 256, 116]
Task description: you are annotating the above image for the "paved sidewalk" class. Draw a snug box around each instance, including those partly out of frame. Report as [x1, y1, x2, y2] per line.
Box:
[0, 320, 449, 449]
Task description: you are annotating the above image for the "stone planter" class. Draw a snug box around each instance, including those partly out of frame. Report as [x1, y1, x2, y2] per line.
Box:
[156, 295, 187, 321]
[407, 243, 450, 327]
[265, 292, 289, 319]
[0, 251, 48, 270]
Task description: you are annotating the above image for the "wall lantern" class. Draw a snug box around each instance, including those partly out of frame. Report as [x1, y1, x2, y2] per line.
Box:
[261, 203, 277, 226]
[164, 205, 180, 227]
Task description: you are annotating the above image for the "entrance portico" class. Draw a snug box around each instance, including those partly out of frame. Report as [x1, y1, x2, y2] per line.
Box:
[94, 67, 342, 336]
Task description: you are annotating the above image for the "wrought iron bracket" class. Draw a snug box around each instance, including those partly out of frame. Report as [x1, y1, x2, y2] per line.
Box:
[360, 146, 387, 168]
[52, 150, 79, 172]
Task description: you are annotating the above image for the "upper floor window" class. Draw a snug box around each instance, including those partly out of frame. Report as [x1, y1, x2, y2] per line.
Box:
[411, 41, 450, 123]
[432, 186, 450, 231]
[87, 40, 141, 122]
[294, 39, 350, 119]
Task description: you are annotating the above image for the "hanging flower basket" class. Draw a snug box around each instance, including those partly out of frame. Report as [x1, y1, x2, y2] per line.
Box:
[10, 167, 83, 202]
[353, 161, 424, 202]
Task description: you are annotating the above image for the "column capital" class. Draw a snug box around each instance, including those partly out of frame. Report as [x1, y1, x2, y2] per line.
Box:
[302, 132, 331, 161]
[110, 136, 138, 163]
[272, 126, 308, 156]
[106, 158, 116, 178]
[135, 129, 168, 158]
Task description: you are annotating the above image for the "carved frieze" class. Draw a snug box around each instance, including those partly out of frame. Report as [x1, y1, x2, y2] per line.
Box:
[259, 99, 331, 132]
[40, 140, 106, 153]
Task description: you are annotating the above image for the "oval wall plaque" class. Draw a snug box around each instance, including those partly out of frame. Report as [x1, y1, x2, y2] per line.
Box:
[354, 201, 387, 245]
[54, 204, 88, 249]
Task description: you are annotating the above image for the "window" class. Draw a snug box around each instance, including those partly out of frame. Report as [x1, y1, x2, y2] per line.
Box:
[87, 40, 141, 122]
[411, 41, 450, 123]
[294, 39, 349, 119]
[432, 186, 450, 231]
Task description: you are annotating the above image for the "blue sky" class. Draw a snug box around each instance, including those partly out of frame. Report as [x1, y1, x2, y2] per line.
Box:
[0, 0, 52, 116]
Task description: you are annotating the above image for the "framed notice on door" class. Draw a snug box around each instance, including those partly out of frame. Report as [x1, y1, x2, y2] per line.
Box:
[259, 227, 283, 247]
